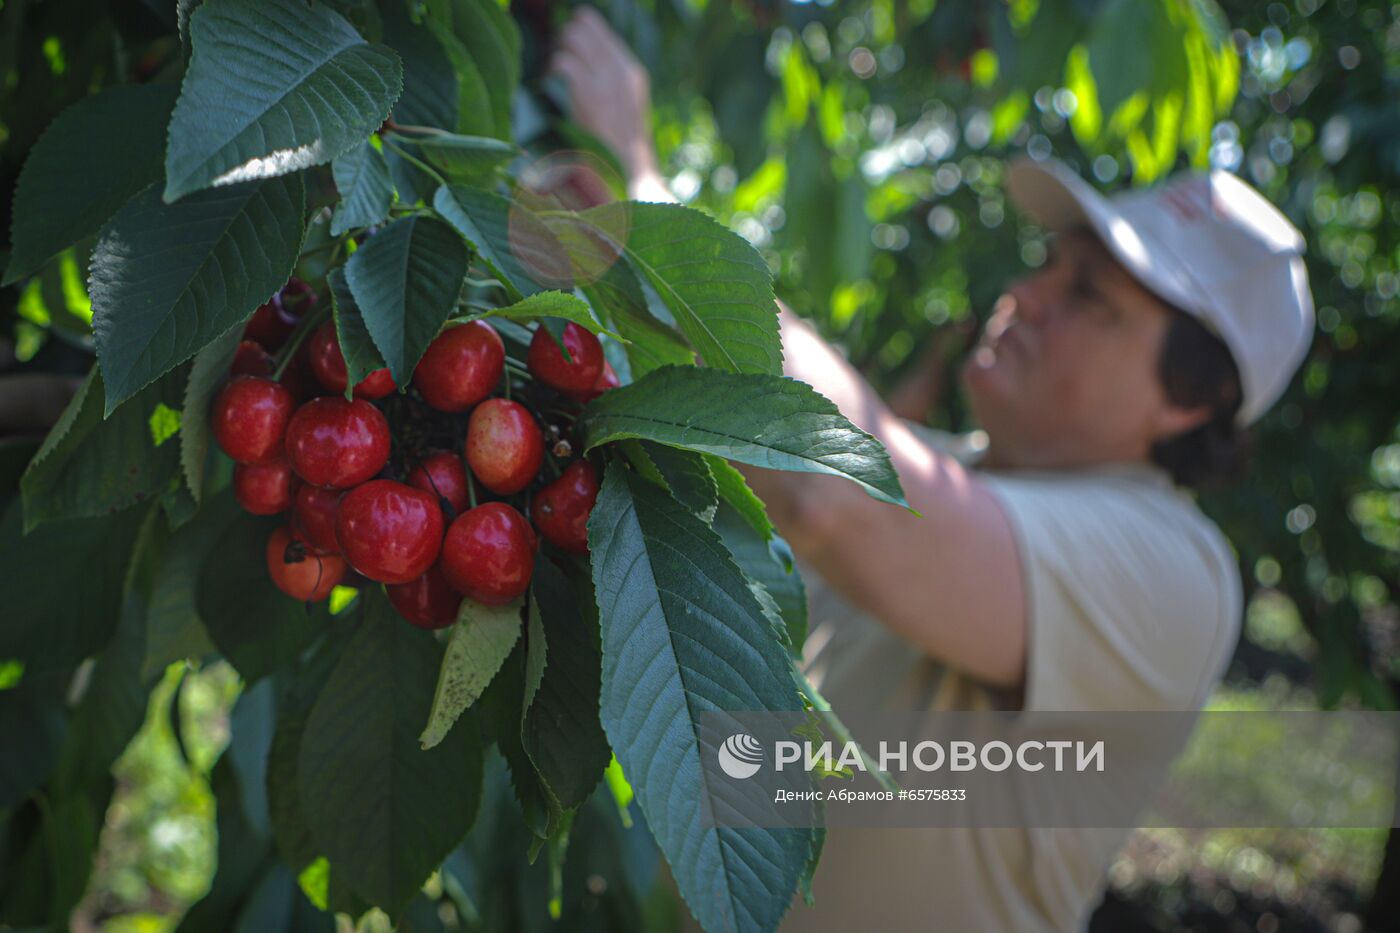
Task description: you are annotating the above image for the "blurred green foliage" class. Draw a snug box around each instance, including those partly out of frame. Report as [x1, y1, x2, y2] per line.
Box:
[2, 0, 1398, 930]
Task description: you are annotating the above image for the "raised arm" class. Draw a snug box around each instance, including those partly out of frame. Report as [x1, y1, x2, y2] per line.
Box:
[549, 9, 1027, 690]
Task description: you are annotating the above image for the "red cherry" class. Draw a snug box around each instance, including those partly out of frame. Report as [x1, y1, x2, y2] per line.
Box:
[306, 321, 396, 399]
[335, 479, 445, 584]
[211, 375, 295, 465]
[527, 323, 603, 393]
[292, 484, 344, 554]
[465, 398, 543, 495]
[386, 563, 463, 629]
[441, 503, 536, 605]
[570, 360, 621, 402]
[244, 278, 316, 350]
[233, 453, 298, 515]
[413, 321, 505, 412]
[230, 340, 274, 377]
[408, 450, 471, 515]
[531, 460, 599, 554]
[266, 526, 345, 602]
[285, 397, 391, 488]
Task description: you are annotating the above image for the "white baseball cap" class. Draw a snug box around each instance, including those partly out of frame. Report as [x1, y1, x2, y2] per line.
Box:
[1004, 156, 1315, 425]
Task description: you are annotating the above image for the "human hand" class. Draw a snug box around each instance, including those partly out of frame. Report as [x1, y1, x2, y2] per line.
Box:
[548, 7, 670, 201]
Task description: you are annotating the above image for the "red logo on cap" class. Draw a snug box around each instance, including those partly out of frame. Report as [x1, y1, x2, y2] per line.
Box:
[1158, 177, 1228, 223]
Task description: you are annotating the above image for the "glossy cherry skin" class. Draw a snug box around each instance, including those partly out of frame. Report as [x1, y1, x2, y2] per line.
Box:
[386, 563, 463, 629]
[465, 398, 544, 495]
[570, 360, 621, 403]
[230, 339, 274, 377]
[335, 480, 445, 584]
[408, 450, 471, 515]
[292, 484, 344, 554]
[413, 321, 505, 412]
[233, 453, 298, 515]
[441, 503, 536, 605]
[211, 375, 296, 465]
[527, 323, 604, 393]
[284, 397, 391, 488]
[531, 460, 599, 554]
[306, 321, 396, 399]
[266, 526, 345, 601]
[244, 278, 316, 350]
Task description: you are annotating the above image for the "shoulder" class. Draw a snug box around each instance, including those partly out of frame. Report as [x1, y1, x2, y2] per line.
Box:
[978, 467, 1242, 711]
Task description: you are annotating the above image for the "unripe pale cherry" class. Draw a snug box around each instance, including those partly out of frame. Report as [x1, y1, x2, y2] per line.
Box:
[465, 398, 543, 495]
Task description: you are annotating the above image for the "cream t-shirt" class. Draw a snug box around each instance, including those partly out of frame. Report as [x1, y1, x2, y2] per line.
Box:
[664, 429, 1243, 931]
[775, 429, 1243, 932]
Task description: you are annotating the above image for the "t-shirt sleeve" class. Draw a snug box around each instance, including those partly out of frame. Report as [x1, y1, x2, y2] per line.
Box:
[978, 472, 1242, 713]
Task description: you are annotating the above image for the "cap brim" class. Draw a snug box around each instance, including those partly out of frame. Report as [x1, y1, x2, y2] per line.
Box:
[1005, 157, 1107, 234]
[1005, 157, 1204, 323]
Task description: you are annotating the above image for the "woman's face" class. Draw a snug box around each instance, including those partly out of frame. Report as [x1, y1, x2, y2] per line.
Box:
[961, 229, 1200, 470]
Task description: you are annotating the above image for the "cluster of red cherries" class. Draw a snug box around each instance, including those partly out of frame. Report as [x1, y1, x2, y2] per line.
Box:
[209, 279, 618, 629]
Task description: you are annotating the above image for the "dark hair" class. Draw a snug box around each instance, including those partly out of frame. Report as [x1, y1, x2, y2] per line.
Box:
[1150, 308, 1249, 488]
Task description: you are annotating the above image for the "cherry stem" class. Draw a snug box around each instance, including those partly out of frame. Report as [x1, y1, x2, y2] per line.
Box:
[543, 446, 563, 479]
[383, 119, 448, 137]
[272, 302, 330, 380]
[381, 138, 448, 188]
[467, 477, 478, 510]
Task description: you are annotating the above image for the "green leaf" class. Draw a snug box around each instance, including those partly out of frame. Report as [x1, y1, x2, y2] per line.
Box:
[713, 501, 807, 651]
[4, 84, 177, 284]
[20, 366, 184, 530]
[267, 622, 358, 874]
[430, 21, 495, 136]
[1087, 0, 1157, 116]
[142, 491, 239, 678]
[522, 555, 610, 811]
[587, 465, 811, 933]
[299, 590, 484, 913]
[459, 290, 620, 339]
[331, 141, 396, 236]
[0, 502, 146, 674]
[408, 133, 517, 178]
[477, 634, 558, 842]
[50, 507, 162, 798]
[581, 260, 694, 377]
[441, 0, 519, 140]
[329, 267, 389, 389]
[581, 366, 907, 507]
[622, 440, 717, 521]
[433, 185, 556, 300]
[381, 0, 458, 131]
[344, 213, 468, 385]
[164, 0, 404, 200]
[579, 202, 782, 376]
[90, 174, 305, 415]
[196, 514, 329, 682]
[419, 597, 523, 750]
[705, 453, 775, 541]
[180, 326, 243, 503]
